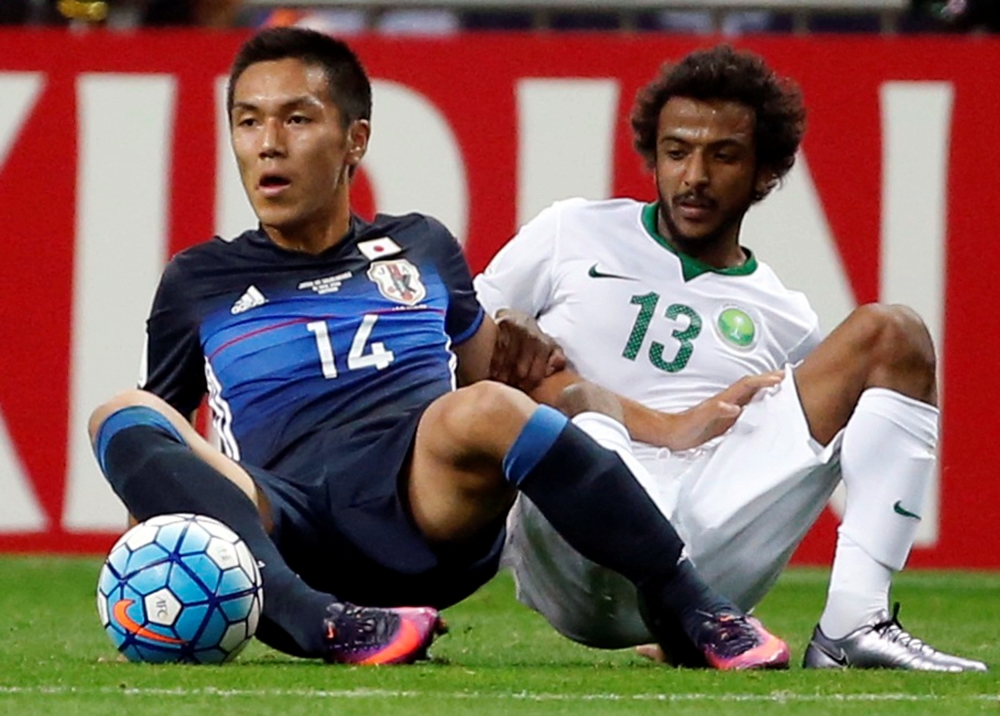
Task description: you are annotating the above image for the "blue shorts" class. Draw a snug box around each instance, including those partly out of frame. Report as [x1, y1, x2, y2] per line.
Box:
[244, 405, 504, 609]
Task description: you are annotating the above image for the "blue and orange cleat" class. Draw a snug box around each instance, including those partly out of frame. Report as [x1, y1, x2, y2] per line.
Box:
[322, 603, 446, 665]
[695, 610, 790, 670]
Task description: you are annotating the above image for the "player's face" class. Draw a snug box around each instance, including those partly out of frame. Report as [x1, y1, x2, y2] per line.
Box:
[654, 97, 764, 256]
[229, 58, 368, 241]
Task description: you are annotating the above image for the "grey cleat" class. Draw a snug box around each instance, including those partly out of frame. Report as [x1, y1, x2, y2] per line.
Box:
[803, 603, 988, 672]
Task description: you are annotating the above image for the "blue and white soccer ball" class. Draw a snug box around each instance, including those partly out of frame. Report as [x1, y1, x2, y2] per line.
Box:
[97, 513, 263, 664]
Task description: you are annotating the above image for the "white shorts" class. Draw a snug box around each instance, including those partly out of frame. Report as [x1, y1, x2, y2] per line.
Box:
[503, 367, 843, 648]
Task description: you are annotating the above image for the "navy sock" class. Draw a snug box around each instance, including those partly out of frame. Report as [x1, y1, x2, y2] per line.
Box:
[506, 407, 735, 644]
[95, 407, 333, 658]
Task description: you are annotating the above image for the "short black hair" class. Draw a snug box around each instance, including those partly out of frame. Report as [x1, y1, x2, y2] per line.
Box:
[227, 27, 371, 128]
[631, 45, 805, 201]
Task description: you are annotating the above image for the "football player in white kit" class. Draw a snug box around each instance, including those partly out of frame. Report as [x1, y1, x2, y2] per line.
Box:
[475, 45, 987, 671]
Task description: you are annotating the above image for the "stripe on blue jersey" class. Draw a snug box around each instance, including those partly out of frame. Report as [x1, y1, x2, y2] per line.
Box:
[94, 405, 184, 475]
[502, 405, 569, 487]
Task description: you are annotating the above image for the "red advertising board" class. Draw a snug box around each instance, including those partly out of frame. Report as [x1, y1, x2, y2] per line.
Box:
[0, 30, 998, 566]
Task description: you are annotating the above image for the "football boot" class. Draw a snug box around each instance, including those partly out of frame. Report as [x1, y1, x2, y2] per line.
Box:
[803, 603, 987, 672]
[322, 602, 445, 665]
[692, 609, 790, 670]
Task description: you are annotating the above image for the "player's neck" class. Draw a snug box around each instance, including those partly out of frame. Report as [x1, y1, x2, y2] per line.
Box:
[262, 208, 352, 255]
[657, 213, 747, 269]
[671, 237, 747, 270]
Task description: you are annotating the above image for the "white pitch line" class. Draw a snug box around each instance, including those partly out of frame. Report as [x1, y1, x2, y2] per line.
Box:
[0, 686, 998, 703]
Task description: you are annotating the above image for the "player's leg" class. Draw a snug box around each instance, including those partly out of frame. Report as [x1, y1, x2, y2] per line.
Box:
[537, 382, 711, 666]
[89, 390, 440, 664]
[658, 368, 840, 610]
[502, 384, 672, 651]
[504, 494, 656, 648]
[794, 303, 936, 443]
[793, 304, 985, 670]
[407, 380, 789, 670]
[551, 377, 839, 664]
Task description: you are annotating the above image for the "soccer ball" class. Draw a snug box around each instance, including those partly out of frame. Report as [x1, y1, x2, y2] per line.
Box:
[97, 513, 263, 664]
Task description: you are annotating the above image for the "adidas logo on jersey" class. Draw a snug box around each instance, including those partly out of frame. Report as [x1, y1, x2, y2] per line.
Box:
[231, 285, 268, 314]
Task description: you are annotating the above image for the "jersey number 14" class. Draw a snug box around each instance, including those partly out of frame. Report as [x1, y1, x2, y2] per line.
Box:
[306, 315, 395, 379]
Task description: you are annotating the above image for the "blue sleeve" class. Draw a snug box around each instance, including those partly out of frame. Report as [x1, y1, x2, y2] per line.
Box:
[423, 216, 485, 345]
[141, 253, 207, 417]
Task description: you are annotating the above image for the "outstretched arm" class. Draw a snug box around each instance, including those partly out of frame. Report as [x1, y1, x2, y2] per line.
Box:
[462, 307, 780, 450]
[487, 308, 781, 450]
[528, 368, 781, 451]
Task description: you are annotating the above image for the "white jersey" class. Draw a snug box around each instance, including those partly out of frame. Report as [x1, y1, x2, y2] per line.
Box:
[476, 197, 822, 455]
[476, 198, 831, 647]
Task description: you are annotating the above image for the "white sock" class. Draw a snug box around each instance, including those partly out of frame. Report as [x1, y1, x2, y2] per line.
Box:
[571, 412, 688, 542]
[571, 411, 632, 453]
[819, 388, 938, 638]
[571, 412, 658, 497]
[819, 534, 891, 639]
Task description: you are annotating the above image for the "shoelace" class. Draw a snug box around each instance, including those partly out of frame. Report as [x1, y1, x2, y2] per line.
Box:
[697, 611, 761, 658]
[870, 602, 931, 653]
[327, 604, 401, 653]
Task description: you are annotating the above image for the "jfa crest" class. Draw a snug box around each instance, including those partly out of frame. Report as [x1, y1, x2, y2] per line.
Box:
[367, 259, 427, 306]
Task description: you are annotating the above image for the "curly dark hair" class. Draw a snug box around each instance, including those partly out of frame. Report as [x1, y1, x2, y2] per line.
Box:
[631, 45, 805, 201]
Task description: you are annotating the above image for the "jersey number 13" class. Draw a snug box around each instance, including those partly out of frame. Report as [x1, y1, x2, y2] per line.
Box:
[622, 292, 701, 373]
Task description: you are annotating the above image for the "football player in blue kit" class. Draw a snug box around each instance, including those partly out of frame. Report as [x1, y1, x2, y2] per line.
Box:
[88, 27, 789, 668]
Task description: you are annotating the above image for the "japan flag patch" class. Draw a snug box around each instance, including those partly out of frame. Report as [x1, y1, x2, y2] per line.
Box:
[358, 236, 402, 260]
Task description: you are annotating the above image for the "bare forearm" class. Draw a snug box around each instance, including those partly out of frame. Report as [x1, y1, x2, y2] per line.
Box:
[618, 394, 679, 447]
[528, 369, 678, 448]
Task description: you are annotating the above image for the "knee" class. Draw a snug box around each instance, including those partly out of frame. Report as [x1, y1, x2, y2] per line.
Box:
[88, 389, 169, 445]
[442, 381, 537, 449]
[850, 303, 936, 377]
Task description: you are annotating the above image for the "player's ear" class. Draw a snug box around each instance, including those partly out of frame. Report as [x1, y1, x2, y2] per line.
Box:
[753, 166, 778, 201]
[346, 119, 370, 166]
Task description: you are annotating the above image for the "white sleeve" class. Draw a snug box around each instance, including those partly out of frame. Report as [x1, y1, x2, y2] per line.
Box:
[787, 308, 823, 365]
[473, 202, 562, 319]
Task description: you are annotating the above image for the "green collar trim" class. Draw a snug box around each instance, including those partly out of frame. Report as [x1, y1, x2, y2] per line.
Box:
[640, 203, 757, 281]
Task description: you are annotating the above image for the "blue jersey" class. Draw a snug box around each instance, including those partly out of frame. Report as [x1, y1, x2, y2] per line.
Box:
[142, 213, 483, 480]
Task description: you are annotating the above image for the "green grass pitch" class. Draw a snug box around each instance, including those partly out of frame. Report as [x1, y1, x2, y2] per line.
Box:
[0, 557, 997, 715]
